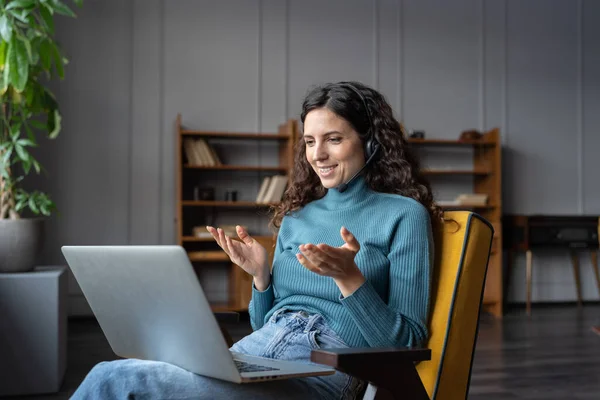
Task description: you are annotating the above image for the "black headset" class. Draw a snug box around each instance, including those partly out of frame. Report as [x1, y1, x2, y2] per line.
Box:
[335, 82, 381, 192]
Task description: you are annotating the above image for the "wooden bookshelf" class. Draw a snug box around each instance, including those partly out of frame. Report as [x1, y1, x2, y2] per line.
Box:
[184, 165, 288, 172]
[408, 138, 496, 146]
[180, 131, 290, 140]
[181, 200, 277, 207]
[175, 114, 298, 312]
[175, 116, 503, 317]
[422, 169, 492, 176]
[413, 129, 503, 317]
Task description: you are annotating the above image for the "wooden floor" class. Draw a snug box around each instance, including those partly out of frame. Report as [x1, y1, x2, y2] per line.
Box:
[7, 304, 600, 399]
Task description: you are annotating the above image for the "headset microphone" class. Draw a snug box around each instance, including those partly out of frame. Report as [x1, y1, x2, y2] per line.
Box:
[337, 144, 380, 193]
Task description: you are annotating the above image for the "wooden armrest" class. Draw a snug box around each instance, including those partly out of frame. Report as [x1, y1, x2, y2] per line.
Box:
[311, 347, 431, 400]
[213, 312, 240, 324]
[310, 346, 430, 367]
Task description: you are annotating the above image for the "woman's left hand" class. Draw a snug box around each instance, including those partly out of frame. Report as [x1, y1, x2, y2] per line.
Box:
[297, 226, 366, 297]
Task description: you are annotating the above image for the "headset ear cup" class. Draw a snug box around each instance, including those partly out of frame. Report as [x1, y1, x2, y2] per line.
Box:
[364, 132, 381, 161]
[364, 139, 374, 160]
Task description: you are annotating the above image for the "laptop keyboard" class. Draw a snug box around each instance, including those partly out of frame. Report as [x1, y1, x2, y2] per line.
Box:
[234, 359, 280, 373]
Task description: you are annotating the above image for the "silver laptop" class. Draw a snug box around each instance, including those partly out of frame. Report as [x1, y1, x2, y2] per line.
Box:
[61, 245, 335, 383]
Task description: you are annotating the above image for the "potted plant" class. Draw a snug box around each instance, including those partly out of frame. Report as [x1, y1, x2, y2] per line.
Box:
[0, 0, 82, 272]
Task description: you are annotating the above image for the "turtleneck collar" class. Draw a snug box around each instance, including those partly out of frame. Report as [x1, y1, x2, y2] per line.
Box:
[320, 175, 370, 210]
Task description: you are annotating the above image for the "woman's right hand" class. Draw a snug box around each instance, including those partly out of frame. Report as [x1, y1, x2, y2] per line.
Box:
[206, 225, 270, 290]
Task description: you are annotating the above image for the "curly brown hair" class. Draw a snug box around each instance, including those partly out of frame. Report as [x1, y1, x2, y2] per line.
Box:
[269, 81, 444, 230]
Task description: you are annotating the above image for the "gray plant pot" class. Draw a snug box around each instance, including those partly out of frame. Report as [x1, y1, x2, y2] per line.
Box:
[0, 218, 45, 273]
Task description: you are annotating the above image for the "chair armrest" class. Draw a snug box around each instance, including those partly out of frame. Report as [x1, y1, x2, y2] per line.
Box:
[311, 347, 431, 400]
[310, 346, 430, 368]
[214, 312, 240, 324]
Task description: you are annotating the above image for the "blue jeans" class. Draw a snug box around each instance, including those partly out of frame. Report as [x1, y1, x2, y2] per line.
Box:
[70, 309, 366, 399]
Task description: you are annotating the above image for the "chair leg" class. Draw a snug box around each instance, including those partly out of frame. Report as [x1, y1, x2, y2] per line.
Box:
[362, 385, 394, 400]
[590, 250, 600, 298]
[503, 249, 514, 310]
[570, 250, 583, 307]
[526, 250, 533, 317]
[219, 325, 234, 348]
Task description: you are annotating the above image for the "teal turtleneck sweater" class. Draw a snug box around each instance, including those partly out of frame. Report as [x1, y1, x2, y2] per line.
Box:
[249, 176, 434, 349]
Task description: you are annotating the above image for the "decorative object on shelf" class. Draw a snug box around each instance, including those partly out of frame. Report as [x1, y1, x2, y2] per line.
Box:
[193, 187, 215, 201]
[0, 0, 84, 273]
[459, 129, 483, 141]
[408, 129, 425, 139]
[225, 190, 238, 202]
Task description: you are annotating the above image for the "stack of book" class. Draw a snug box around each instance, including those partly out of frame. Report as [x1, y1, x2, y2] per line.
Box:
[256, 175, 288, 204]
[192, 225, 247, 239]
[438, 193, 489, 207]
[183, 138, 222, 166]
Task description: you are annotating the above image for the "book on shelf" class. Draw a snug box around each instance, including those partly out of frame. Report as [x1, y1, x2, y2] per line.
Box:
[183, 138, 222, 166]
[192, 225, 247, 238]
[438, 193, 489, 207]
[256, 175, 288, 204]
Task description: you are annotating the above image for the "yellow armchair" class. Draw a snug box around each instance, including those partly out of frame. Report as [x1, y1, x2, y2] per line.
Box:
[311, 211, 495, 400]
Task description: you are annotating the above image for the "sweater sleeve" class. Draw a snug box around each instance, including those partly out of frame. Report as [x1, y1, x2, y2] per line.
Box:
[248, 280, 274, 331]
[248, 225, 285, 331]
[340, 204, 433, 348]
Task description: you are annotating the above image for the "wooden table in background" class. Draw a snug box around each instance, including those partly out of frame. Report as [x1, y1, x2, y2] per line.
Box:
[503, 215, 600, 316]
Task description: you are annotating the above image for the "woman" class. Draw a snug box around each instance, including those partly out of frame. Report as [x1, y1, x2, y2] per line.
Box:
[71, 81, 441, 399]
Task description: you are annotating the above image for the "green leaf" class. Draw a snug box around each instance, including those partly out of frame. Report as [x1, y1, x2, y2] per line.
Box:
[8, 9, 28, 23]
[39, 39, 51, 70]
[19, 35, 32, 63]
[14, 141, 29, 161]
[17, 138, 35, 147]
[0, 73, 7, 96]
[6, 0, 36, 10]
[10, 121, 22, 139]
[39, 203, 49, 215]
[7, 36, 29, 92]
[15, 198, 27, 212]
[28, 195, 39, 214]
[50, 0, 76, 17]
[24, 83, 35, 106]
[48, 108, 61, 138]
[51, 42, 63, 78]
[1, 147, 13, 166]
[0, 14, 12, 42]
[24, 121, 35, 141]
[40, 5, 54, 35]
[22, 156, 31, 173]
[73, 0, 83, 8]
[32, 158, 41, 173]
[0, 39, 7, 68]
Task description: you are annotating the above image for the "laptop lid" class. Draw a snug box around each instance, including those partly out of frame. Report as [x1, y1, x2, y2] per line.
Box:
[61, 245, 243, 383]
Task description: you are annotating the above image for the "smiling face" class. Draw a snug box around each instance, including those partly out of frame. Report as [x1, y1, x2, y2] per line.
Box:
[303, 107, 366, 189]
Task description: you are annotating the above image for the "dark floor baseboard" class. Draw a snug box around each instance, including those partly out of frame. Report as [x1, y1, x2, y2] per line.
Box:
[505, 300, 600, 310]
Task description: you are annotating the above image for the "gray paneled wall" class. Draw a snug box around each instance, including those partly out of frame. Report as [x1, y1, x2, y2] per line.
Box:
[30, 0, 600, 315]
